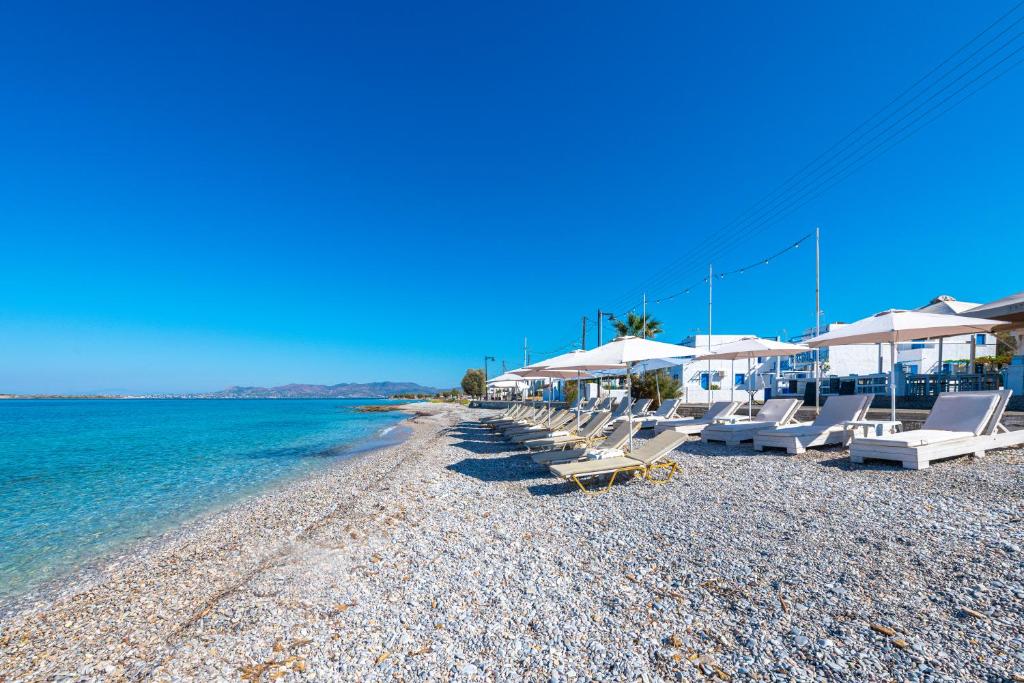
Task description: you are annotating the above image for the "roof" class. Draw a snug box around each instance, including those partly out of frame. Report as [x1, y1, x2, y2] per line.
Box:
[964, 291, 1024, 325]
[916, 295, 982, 315]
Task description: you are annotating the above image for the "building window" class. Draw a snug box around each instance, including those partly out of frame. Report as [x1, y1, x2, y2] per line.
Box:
[911, 339, 925, 350]
[700, 372, 710, 390]
[734, 373, 746, 387]
[976, 333, 986, 345]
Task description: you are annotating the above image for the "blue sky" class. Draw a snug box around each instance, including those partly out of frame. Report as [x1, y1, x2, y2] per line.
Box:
[1, 1, 1022, 393]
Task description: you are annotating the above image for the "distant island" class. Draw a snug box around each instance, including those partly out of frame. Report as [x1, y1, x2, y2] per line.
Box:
[0, 382, 442, 400]
[194, 382, 441, 399]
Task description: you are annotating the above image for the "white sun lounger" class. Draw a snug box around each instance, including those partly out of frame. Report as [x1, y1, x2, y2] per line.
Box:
[701, 398, 802, 446]
[531, 420, 640, 466]
[753, 394, 872, 454]
[636, 398, 683, 429]
[549, 430, 689, 494]
[522, 411, 613, 451]
[654, 401, 743, 435]
[504, 410, 576, 439]
[849, 390, 1021, 470]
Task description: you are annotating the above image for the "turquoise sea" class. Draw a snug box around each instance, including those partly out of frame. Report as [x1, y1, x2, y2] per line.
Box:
[0, 399, 409, 600]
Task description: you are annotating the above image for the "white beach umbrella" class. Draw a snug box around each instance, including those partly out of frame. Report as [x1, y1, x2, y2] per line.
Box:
[522, 350, 599, 429]
[543, 336, 698, 450]
[805, 309, 1005, 421]
[487, 371, 526, 385]
[693, 337, 810, 417]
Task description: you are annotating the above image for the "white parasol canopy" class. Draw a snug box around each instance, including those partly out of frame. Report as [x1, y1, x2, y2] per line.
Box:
[486, 371, 527, 385]
[805, 309, 1005, 421]
[693, 337, 810, 417]
[540, 336, 698, 450]
[519, 351, 598, 428]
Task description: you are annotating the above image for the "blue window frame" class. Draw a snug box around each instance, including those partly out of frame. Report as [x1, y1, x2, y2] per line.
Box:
[976, 333, 986, 345]
[911, 339, 925, 350]
[700, 372, 710, 390]
[734, 373, 746, 387]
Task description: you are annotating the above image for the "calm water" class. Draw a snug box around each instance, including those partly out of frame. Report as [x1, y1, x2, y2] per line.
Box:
[0, 399, 408, 600]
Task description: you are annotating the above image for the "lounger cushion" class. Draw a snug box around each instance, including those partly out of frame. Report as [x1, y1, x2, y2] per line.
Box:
[550, 456, 641, 478]
[854, 429, 975, 448]
[754, 399, 800, 423]
[922, 393, 1000, 435]
[813, 395, 871, 427]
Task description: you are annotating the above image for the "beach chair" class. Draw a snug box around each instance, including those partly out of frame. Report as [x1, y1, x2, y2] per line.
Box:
[636, 399, 683, 429]
[849, 390, 1022, 470]
[549, 431, 689, 494]
[654, 401, 743, 436]
[489, 405, 542, 429]
[502, 408, 574, 435]
[505, 411, 577, 441]
[531, 420, 640, 466]
[701, 398, 802, 446]
[521, 410, 613, 451]
[753, 394, 871, 454]
[481, 402, 526, 424]
[630, 398, 653, 416]
[607, 398, 629, 421]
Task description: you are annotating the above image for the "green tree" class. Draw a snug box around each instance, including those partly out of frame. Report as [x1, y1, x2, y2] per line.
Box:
[629, 369, 680, 409]
[460, 369, 486, 397]
[563, 379, 579, 407]
[612, 311, 663, 339]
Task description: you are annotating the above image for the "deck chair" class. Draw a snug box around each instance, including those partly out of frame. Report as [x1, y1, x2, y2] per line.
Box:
[753, 394, 871, 454]
[849, 390, 1021, 470]
[654, 401, 743, 435]
[636, 399, 683, 429]
[503, 411, 577, 438]
[610, 399, 653, 425]
[549, 430, 689, 494]
[481, 403, 523, 424]
[489, 404, 543, 429]
[531, 420, 641, 466]
[701, 398, 802, 446]
[505, 411, 577, 441]
[607, 398, 629, 421]
[521, 410, 612, 451]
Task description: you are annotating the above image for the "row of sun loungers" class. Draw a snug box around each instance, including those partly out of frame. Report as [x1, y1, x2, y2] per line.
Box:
[478, 391, 1023, 494]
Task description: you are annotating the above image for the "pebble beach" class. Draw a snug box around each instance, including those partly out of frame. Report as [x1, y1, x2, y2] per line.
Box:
[2, 402, 1022, 682]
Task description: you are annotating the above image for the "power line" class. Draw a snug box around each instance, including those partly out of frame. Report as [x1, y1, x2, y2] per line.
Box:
[603, 1, 1024, 311]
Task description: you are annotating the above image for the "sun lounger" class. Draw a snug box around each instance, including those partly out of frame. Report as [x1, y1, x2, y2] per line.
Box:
[489, 405, 544, 428]
[609, 398, 652, 425]
[701, 398, 802, 446]
[521, 411, 613, 451]
[482, 403, 528, 424]
[506, 411, 578, 442]
[754, 394, 872, 454]
[531, 420, 640, 466]
[549, 431, 689, 494]
[849, 390, 1022, 470]
[503, 410, 575, 437]
[654, 401, 743, 435]
[607, 398, 629, 421]
[636, 399, 683, 429]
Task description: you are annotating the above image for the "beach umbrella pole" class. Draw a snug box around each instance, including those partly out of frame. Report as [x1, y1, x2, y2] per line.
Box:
[747, 356, 753, 417]
[889, 340, 897, 422]
[627, 362, 634, 452]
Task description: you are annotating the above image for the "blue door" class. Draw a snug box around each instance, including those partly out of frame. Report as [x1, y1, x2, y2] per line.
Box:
[700, 372, 710, 390]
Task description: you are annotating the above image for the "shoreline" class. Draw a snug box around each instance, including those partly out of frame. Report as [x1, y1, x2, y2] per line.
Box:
[0, 403, 444, 681]
[0, 412, 417, 616]
[3, 403, 1022, 681]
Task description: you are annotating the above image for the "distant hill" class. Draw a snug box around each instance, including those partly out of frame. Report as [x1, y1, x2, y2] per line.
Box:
[200, 382, 440, 399]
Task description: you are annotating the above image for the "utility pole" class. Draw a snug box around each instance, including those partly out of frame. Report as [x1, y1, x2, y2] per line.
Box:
[814, 226, 821, 415]
[597, 309, 603, 347]
[642, 293, 647, 339]
[483, 355, 494, 398]
[708, 263, 713, 408]
[581, 316, 588, 350]
[523, 337, 528, 368]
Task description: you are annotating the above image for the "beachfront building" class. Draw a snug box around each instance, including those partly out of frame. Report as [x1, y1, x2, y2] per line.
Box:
[779, 295, 998, 399]
[669, 334, 774, 404]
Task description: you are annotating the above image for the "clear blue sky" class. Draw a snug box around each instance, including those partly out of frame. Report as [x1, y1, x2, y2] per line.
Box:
[2, 1, 1022, 393]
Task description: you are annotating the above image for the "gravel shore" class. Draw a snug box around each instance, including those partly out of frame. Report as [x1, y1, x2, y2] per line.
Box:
[2, 403, 1022, 682]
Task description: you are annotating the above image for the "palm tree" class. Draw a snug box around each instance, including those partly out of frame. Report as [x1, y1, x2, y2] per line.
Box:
[611, 311, 663, 339]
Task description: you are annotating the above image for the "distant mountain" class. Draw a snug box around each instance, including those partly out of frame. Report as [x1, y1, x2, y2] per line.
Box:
[199, 382, 440, 399]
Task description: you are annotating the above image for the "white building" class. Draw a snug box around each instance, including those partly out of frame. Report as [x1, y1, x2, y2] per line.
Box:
[669, 334, 774, 404]
[779, 295, 997, 398]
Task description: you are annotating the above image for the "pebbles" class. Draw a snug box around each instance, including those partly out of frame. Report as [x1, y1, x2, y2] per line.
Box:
[1, 404, 1022, 682]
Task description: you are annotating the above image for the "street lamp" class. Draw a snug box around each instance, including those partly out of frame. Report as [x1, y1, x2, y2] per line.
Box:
[483, 355, 495, 398]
